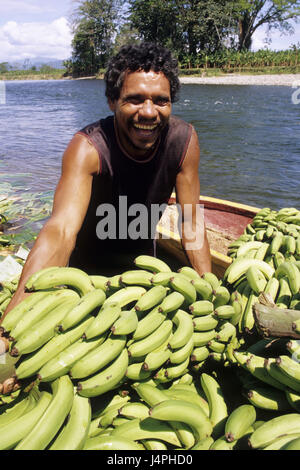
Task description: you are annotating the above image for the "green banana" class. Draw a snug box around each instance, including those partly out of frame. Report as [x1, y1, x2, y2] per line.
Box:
[193, 314, 218, 331]
[201, 272, 220, 291]
[209, 435, 234, 450]
[69, 334, 127, 379]
[254, 242, 269, 260]
[190, 277, 213, 300]
[189, 300, 214, 316]
[158, 291, 185, 314]
[249, 413, 300, 449]
[150, 271, 176, 287]
[0, 392, 36, 427]
[200, 372, 228, 439]
[58, 288, 106, 332]
[110, 309, 138, 335]
[276, 276, 292, 308]
[77, 348, 129, 397]
[276, 354, 300, 384]
[126, 362, 152, 381]
[111, 416, 181, 447]
[164, 387, 209, 416]
[134, 255, 171, 273]
[119, 269, 153, 287]
[83, 302, 121, 340]
[191, 346, 210, 363]
[239, 290, 259, 333]
[11, 296, 79, 356]
[134, 285, 167, 312]
[128, 319, 173, 358]
[236, 241, 265, 258]
[143, 339, 171, 371]
[269, 230, 284, 254]
[169, 275, 197, 304]
[275, 261, 300, 295]
[38, 335, 105, 382]
[106, 274, 122, 293]
[264, 358, 300, 393]
[49, 393, 91, 450]
[155, 356, 190, 382]
[285, 389, 300, 412]
[142, 439, 168, 450]
[169, 309, 194, 349]
[102, 285, 146, 308]
[191, 436, 214, 450]
[89, 274, 108, 291]
[0, 390, 52, 450]
[25, 266, 95, 296]
[15, 375, 74, 450]
[83, 435, 143, 450]
[15, 315, 94, 380]
[149, 399, 213, 442]
[118, 401, 150, 420]
[216, 322, 236, 343]
[233, 351, 286, 391]
[132, 305, 167, 341]
[177, 266, 200, 280]
[245, 384, 291, 411]
[281, 436, 300, 450]
[213, 285, 231, 308]
[208, 339, 226, 354]
[169, 335, 194, 364]
[1, 291, 49, 333]
[263, 276, 280, 301]
[246, 265, 267, 294]
[193, 330, 216, 347]
[224, 258, 274, 284]
[134, 383, 168, 407]
[213, 304, 235, 320]
[10, 289, 79, 341]
[224, 404, 256, 443]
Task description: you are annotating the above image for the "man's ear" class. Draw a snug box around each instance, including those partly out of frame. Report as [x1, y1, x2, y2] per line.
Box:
[108, 98, 116, 112]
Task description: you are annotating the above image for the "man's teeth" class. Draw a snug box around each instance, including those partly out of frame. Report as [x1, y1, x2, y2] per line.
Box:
[133, 123, 157, 130]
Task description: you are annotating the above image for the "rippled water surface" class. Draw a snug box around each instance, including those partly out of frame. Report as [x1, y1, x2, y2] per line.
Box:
[0, 79, 299, 211]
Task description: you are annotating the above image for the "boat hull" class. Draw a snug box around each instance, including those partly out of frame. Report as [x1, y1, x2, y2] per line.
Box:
[156, 195, 260, 278]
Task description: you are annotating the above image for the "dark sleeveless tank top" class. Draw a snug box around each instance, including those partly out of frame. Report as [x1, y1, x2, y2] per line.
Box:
[69, 115, 193, 275]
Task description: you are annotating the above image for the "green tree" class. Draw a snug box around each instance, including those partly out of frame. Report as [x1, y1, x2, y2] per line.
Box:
[70, 0, 125, 76]
[129, 0, 238, 65]
[234, 0, 300, 51]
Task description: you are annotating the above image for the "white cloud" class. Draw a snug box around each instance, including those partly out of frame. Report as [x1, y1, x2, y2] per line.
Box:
[0, 17, 73, 62]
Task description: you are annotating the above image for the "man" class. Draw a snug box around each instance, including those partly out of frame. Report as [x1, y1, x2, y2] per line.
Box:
[1, 42, 211, 321]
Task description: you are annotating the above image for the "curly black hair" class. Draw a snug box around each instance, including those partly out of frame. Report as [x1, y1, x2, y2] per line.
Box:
[104, 42, 180, 103]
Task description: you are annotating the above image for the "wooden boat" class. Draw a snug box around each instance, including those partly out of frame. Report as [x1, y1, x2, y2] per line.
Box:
[156, 194, 260, 279]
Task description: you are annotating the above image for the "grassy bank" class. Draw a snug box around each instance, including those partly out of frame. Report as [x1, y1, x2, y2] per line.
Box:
[1, 65, 300, 81]
[0, 69, 66, 80]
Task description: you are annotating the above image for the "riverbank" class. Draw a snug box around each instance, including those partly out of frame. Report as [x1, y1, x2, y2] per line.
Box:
[2, 72, 300, 86]
[179, 73, 300, 86]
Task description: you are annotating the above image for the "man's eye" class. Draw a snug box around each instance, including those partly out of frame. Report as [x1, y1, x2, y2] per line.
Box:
[127, 97, 143, 105]
[155, 98, 169, 106]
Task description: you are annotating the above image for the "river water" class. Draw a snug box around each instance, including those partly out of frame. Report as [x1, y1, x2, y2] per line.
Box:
[0, 79, 299, 212]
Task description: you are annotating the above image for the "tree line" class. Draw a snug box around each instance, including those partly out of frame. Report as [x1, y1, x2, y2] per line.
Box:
[64, 0, 300, 77]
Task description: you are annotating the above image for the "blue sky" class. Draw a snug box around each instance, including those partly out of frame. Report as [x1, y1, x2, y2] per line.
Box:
[0, 0, 299, 62]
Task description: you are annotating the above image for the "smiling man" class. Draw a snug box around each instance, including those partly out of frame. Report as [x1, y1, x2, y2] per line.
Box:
[2, 42, 211, 319]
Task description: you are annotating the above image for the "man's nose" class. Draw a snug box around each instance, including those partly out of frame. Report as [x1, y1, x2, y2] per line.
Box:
[139, 99, 158, 119]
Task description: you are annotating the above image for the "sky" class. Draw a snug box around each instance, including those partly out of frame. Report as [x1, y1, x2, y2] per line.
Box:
[0, 0, 299, 63]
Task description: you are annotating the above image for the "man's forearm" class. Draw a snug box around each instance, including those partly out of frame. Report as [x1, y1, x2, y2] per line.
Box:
[0, 222, 76, 321]
[181, 220, 212, 276]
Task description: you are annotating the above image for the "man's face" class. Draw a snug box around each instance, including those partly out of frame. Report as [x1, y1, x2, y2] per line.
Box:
[109, 69, 172, 157]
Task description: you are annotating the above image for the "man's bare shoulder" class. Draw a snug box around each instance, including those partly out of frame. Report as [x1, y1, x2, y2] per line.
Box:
[63, 132, 100, 176]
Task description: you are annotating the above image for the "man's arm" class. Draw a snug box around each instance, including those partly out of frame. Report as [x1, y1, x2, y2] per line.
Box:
[175, 127, 212, 276]
[0, 134, 99, 322]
